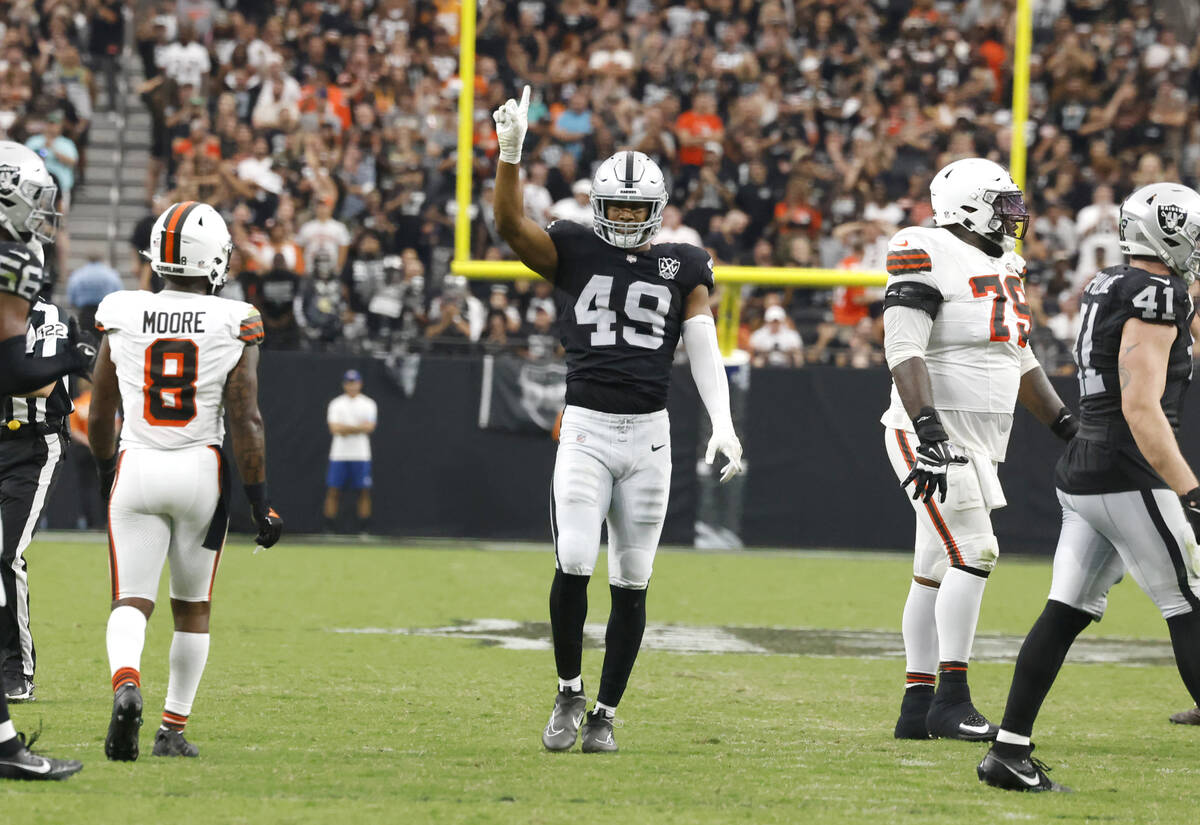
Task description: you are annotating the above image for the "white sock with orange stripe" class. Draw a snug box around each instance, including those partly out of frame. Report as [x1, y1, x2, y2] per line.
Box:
[163, 632, 209, 730]
[935, 566, 988, 663]
[107, 605, 148, 690]
[902, 579, 939, 688]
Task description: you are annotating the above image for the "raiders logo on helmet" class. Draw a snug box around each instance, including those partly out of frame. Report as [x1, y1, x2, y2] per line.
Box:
[0, 164, 18, 193]
[1159, 203, 1186, 234]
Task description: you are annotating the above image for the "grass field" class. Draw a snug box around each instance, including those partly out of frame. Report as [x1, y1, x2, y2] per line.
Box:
[2, 537, 1199, 824]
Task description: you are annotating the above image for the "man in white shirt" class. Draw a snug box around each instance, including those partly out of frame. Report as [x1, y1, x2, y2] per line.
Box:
[749, 305, 803, 367]
[653, 205, 703, 246]
[324, 370, 377, 535]
[549, 180, 594, 225]
[296, 199, 352, 274]
[155, 22, 211, 91]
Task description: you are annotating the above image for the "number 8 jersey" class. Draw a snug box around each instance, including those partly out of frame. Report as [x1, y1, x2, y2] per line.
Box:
[547, 220, 714, 414]
[95, 289, 264, 450]
[880, 225, 1039, 461]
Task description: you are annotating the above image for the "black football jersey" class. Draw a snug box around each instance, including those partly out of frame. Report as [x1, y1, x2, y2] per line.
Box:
[547, 220, 714, 414]
[0, 243, 48, 304]
[1056, 264, 1194, 494]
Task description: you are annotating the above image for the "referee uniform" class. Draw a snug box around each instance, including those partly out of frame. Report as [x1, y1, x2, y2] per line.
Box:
[0, 300, 71, 701]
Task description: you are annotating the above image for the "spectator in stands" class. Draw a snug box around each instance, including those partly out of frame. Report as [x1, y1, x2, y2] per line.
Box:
[156, 21, 210, 92]
[675, 92, 724, 188]
[297, 197, 352, 274]
[750, 305, 803, 368]
[550, 179, 593, 225]
[87, 0, 124, 112]
[296, 250, 348, 349]
[551, 90, 594, 163]
[66, 253, 122, 335]
[654, 205, 703, 246]
[255, 253, 303, 350]
[26, 111, 78, 273]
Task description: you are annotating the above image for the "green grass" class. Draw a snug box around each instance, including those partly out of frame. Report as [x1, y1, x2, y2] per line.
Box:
[2, 539, 1199, 823]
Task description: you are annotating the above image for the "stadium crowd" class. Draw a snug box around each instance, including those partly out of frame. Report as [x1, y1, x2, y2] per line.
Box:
[1, 0, 1199, 371]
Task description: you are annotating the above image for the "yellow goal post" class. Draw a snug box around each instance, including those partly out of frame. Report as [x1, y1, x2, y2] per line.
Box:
[448, 0, 1032, 356]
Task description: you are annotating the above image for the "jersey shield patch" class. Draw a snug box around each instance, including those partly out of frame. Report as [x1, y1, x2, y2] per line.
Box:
[657, 256, 680, 280]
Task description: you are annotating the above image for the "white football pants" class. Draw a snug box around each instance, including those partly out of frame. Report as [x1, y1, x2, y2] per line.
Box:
[107, 445, 225, 602]
[551, 405, 671, 589]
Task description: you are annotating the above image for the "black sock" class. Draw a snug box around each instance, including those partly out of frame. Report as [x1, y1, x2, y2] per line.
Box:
[999, 599, 1092, 738]
[0, 335, 81, 396]
[0, 690, 18, 755]
[549, 569, 590, 683]
[597, 584, 647, 708]
[1167, 609, 1200, 705]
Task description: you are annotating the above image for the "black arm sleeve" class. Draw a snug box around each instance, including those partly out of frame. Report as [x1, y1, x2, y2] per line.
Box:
[883, 281, 943, 319]
[0, 335, 84, 396]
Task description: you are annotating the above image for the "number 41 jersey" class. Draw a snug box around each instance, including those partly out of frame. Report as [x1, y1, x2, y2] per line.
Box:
[548, 220, 714, 414]
[95, 289, 264, 451]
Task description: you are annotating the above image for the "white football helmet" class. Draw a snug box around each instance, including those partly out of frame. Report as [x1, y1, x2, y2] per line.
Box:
[590, 150, 668, 249]
[0, 140, 60, 245]
[147, 201, 233, 290]
[1119, 182, 1200, 283]
[930, 158, 1028, 247]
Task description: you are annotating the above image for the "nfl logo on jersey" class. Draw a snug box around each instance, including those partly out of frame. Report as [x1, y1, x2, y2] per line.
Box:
[658, 257, 680, 280]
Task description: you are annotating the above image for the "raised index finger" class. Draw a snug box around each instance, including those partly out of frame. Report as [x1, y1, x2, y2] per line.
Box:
[519, 85, 531, 113]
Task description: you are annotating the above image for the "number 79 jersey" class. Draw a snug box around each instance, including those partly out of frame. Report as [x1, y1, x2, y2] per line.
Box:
[547, 220, 714, 413]
[95, 289, 264, 451]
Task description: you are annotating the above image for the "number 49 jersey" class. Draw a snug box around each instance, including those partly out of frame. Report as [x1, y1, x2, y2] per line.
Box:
[548, 220, 714, 413]
[95, 289, 264, 451]
[880, 225, 1037, 460]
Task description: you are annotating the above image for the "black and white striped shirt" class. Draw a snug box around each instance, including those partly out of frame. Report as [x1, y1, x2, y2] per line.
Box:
[2, 300, 74, 426]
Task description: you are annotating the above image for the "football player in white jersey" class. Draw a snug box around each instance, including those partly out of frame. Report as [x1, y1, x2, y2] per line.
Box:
[89, 201, 284, 761]
[882, 159, 1076, 741]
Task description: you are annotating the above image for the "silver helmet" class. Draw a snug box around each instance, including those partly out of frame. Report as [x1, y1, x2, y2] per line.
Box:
[1119, 182, 1200, 283]
[0, 140, 60, 245]
[590, 150, 668, 249]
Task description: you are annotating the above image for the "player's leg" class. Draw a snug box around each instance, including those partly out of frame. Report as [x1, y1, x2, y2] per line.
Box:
[978, 491, 1117, 792]
[543, 416, 612, 751]
[105, 452, 171, 761]
[156, 446, 223, 758]
[585, 413, 671, 753]
[895, 520, 944, 738]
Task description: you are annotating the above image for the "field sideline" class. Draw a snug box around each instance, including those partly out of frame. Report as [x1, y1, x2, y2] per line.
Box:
[1, 537, 1198, 823]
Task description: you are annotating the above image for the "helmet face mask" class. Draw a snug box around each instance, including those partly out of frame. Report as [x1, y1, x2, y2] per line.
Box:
[0, 141, 61, 245]
[930, 158, 1027, 247]
[590, 151, 668, 249]
[985, 190, 1029, 240]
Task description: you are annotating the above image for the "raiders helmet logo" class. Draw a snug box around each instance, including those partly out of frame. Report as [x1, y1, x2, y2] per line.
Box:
[0, 164, 19, 194]
[1159, 203, 1186, 235]
[657, 256, 680, 280]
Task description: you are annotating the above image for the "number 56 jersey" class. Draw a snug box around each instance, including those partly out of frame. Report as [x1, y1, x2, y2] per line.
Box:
[880, 225, 1039, 462]
[95, 290, 264, 451]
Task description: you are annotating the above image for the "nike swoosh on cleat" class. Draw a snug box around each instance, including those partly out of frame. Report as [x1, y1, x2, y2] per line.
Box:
[1001, 762, 1042, 788]
[959, 721, 992, 734]
[546, 724, 564, 736]
[572, 712, 584, 728]
[0, 755, 51, 775]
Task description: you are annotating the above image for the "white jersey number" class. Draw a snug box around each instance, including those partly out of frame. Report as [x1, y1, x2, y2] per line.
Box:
[575, 275, 671, 350]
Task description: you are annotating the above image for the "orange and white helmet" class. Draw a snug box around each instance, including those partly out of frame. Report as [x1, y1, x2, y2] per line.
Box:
[147, 201, 232, 290]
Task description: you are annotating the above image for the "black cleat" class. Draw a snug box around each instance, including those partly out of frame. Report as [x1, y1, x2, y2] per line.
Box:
[580, 710, 618, 753]
[4, 676, 35, 703]
[926, 697, 997, 741]
[977, 744, 1071, 792]
[894, 688, 933, 739]
[105, 684, 143, 761]
[541, 688, 588, 752]
[1169, 706, 1200, 725]
[152, 727, 199, 757]
[0, 732, 83, 780]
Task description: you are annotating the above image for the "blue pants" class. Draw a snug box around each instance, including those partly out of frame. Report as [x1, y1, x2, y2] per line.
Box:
[326, 460, 372, 490]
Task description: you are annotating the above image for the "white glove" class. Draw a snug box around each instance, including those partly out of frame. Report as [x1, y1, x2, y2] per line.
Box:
[705, 428, 744, 483]
[492, 85, 530, 165]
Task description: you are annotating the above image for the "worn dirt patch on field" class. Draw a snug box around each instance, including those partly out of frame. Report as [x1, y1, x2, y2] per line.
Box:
[332, 619, 1175, 666]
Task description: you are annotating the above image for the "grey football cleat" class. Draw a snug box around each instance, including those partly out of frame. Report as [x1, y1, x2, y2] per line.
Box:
[105, 684, 143, 761]
[541, 688, 587, 752]
[152, 727, 199, 757]
[580, 710, 618, 753]
[1169, 706, 1200, 725]
[0, 732, 82, 780]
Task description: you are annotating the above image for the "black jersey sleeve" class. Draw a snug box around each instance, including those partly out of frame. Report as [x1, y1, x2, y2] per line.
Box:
[0, 243, 47, 304]
[676, 245, 715, 294]
[1115, 267, 1187, 326]
[546, 220, 594, 295]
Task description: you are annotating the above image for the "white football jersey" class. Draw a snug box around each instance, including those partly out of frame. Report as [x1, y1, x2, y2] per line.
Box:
[95, 289, 264, 451]
[880, 226, 1038, 461]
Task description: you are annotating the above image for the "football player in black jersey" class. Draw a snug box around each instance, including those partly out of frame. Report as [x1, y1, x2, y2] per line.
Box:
[493, 87, 743, 753]
[0, 141, 83, 778]
[978, 183, 1200, 793]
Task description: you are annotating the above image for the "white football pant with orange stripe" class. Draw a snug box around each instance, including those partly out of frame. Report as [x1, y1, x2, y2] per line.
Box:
[108, 446, 225, 602]
[885, 428, 1000, 580]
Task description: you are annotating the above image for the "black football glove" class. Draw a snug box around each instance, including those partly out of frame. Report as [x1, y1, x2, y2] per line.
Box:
[245, 483, 283, 548]
[67, 316, 97, 378]
[1181, 487, 1200, 539]
[96, 453, 118, 501]
[901, 407, 969, 504]
[1051, 406, 1078, 442]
